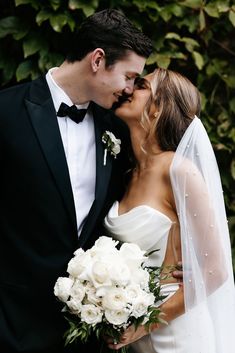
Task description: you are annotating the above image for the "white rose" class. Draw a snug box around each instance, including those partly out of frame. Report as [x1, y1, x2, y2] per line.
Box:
[93, 236, 118, 252]
[90, 237, 119, 261]
[125, 283, 143, 303]
[67, 251, 92, 279]
[102, 287, 127, 311]
[85, 283, 102, 305]
[54, 277, 74, 302]
[105, 308, 130, 326]
[66, 297, 82, 314]
[109, 258, 131, 286]
[120, 243, 146, 269]
[131, 292, 155, 318]
[131, 268, 150, 290]
[80, 304, 103, 325]
[112, 143, 121, 155]
[73, 248, 84, 256]
[70, 280, 86, 302]
[89, 261, 112, 288]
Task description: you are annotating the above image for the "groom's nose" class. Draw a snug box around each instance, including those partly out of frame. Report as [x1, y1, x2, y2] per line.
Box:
[124, 79, 135, 95]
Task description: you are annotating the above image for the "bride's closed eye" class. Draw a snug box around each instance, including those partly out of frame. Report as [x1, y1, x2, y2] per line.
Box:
[134, 77, 150, 90]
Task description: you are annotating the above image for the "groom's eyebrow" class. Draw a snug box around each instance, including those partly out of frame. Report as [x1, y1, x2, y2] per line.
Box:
[126, 71, 140, 78]
[126, 72, 141, 78]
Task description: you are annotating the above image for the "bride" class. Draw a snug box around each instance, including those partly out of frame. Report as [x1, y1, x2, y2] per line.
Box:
[104, 68, 235, 353]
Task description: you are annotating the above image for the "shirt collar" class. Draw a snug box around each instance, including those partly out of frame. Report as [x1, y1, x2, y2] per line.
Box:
[46, 67, 90, 113]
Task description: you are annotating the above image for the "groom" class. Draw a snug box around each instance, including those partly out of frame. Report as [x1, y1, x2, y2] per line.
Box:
[0, 9, 153, 353]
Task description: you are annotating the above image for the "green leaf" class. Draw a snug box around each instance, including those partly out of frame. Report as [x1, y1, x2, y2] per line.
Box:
[200, 92, 207, 110]
[182, 37, 199, 52]
[180, 0, 202, 9]
[217, 2, 230, 13]
[0, 55, 17, 84]
[155, 54, 171, 68]
[199, 9, 206, 31]
[132, 0, 161, 13]
[192, 51, 204, 70]
[165, 32, 181, 40]
[68, 0, 98, 16]
[0, 16, 26, 39]
[159, 8, 172, 22]
[177, 16, 199, 32]
[50, 14, 69, 32]
[229, 9, 235, 27]
[36, 10, 51, 26]
[229, 97, 235, 114]
[204, 4, 219, 18]
[15, 0, 39, 10]
[23, 33, 48, 58]
[217, 120, 230, 138]
[222, 74, 235, 88]
[16, 59, 37, 81]
[49, 0, 61, 11]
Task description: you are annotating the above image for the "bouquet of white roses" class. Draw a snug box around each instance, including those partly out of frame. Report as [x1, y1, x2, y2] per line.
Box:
[54, 236, 165, 351]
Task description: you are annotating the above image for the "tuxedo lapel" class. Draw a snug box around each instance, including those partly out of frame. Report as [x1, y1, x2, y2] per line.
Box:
[78, 103, 113, 247]
[25, 77, 77, 229]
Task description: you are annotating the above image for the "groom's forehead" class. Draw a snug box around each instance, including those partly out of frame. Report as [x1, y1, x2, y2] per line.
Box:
[111, 52, 146, 74]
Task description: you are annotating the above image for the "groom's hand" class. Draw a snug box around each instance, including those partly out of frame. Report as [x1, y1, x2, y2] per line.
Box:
[172, 261, 183, 282]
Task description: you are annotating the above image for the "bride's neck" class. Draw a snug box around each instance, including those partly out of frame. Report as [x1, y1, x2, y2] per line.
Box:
[129, 124, 161, 171]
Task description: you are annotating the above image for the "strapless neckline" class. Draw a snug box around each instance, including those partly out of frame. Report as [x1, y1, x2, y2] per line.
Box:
[113, 201, 173, 224]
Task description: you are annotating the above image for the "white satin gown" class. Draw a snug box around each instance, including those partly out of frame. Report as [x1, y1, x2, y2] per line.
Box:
[104, 201, 216, 353]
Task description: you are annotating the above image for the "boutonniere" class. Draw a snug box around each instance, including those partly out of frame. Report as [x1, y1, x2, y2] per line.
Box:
[102, 131, 121, 166]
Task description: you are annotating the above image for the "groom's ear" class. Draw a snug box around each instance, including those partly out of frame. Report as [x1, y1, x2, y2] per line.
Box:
[90, 48, 105, 72]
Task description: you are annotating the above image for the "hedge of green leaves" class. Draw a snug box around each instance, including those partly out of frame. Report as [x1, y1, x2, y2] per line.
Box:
[0, 0, 235, 269]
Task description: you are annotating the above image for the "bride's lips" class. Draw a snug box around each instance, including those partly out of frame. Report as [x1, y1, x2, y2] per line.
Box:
[111, 94, 132, 111]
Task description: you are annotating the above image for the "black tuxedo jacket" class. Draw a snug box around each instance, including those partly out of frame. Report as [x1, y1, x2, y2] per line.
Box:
[0, 77, 130, 353]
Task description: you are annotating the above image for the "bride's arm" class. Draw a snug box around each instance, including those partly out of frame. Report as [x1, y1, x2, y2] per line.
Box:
[106, 285, 185, 350]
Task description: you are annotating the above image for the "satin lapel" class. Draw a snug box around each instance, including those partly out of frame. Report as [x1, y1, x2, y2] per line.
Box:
[78, 103, 113, 247]
[25, 77, 77, 229]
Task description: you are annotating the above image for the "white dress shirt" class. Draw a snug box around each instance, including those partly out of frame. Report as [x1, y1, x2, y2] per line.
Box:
[46, 68, 96, 236]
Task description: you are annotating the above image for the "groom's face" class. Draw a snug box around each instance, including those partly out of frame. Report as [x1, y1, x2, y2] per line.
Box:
[91, 51, 146, 109]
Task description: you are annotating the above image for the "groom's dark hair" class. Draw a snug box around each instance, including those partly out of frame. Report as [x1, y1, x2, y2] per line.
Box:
[66, 9, 153, 67]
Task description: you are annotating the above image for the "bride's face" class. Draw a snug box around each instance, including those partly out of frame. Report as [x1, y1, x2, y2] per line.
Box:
[114, 73, 153, 122]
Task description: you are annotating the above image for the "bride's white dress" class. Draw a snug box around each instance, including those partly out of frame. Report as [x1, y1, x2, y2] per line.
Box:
[104, 201, 216, 353]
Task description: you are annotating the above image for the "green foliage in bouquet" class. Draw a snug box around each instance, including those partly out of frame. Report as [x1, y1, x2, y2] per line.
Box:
[54, 237, 168, 352]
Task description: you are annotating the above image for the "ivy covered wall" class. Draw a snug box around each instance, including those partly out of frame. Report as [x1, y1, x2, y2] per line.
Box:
[0, 0, 234, 268]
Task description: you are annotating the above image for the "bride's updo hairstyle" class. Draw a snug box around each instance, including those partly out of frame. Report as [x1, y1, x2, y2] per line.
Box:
[141, 68, 201, 152]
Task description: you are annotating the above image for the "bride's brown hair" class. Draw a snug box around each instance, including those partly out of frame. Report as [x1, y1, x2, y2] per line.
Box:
[141, 68, 201, 152]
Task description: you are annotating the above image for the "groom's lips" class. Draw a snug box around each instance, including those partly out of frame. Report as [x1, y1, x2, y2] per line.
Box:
[111, 94, 132, 111]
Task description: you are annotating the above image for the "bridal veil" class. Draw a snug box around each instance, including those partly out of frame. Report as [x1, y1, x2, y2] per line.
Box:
[170, 116, 235, 353]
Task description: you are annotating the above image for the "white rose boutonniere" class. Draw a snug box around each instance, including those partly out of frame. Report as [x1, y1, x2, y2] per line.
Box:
[102, 131, 121, 166]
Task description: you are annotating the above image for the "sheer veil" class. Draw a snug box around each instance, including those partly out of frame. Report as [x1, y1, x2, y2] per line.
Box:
[170, 116, 235, 352]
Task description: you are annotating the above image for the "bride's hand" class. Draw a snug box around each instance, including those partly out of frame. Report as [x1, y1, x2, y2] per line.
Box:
[106, 324, 149, 350]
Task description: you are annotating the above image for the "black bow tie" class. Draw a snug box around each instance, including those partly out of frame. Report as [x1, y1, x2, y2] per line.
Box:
[57, 102, 87, 124]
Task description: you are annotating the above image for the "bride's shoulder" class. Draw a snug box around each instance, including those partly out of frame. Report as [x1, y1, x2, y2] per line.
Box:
[156, 151, 175, 171]
[152, 151, 175, 180]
